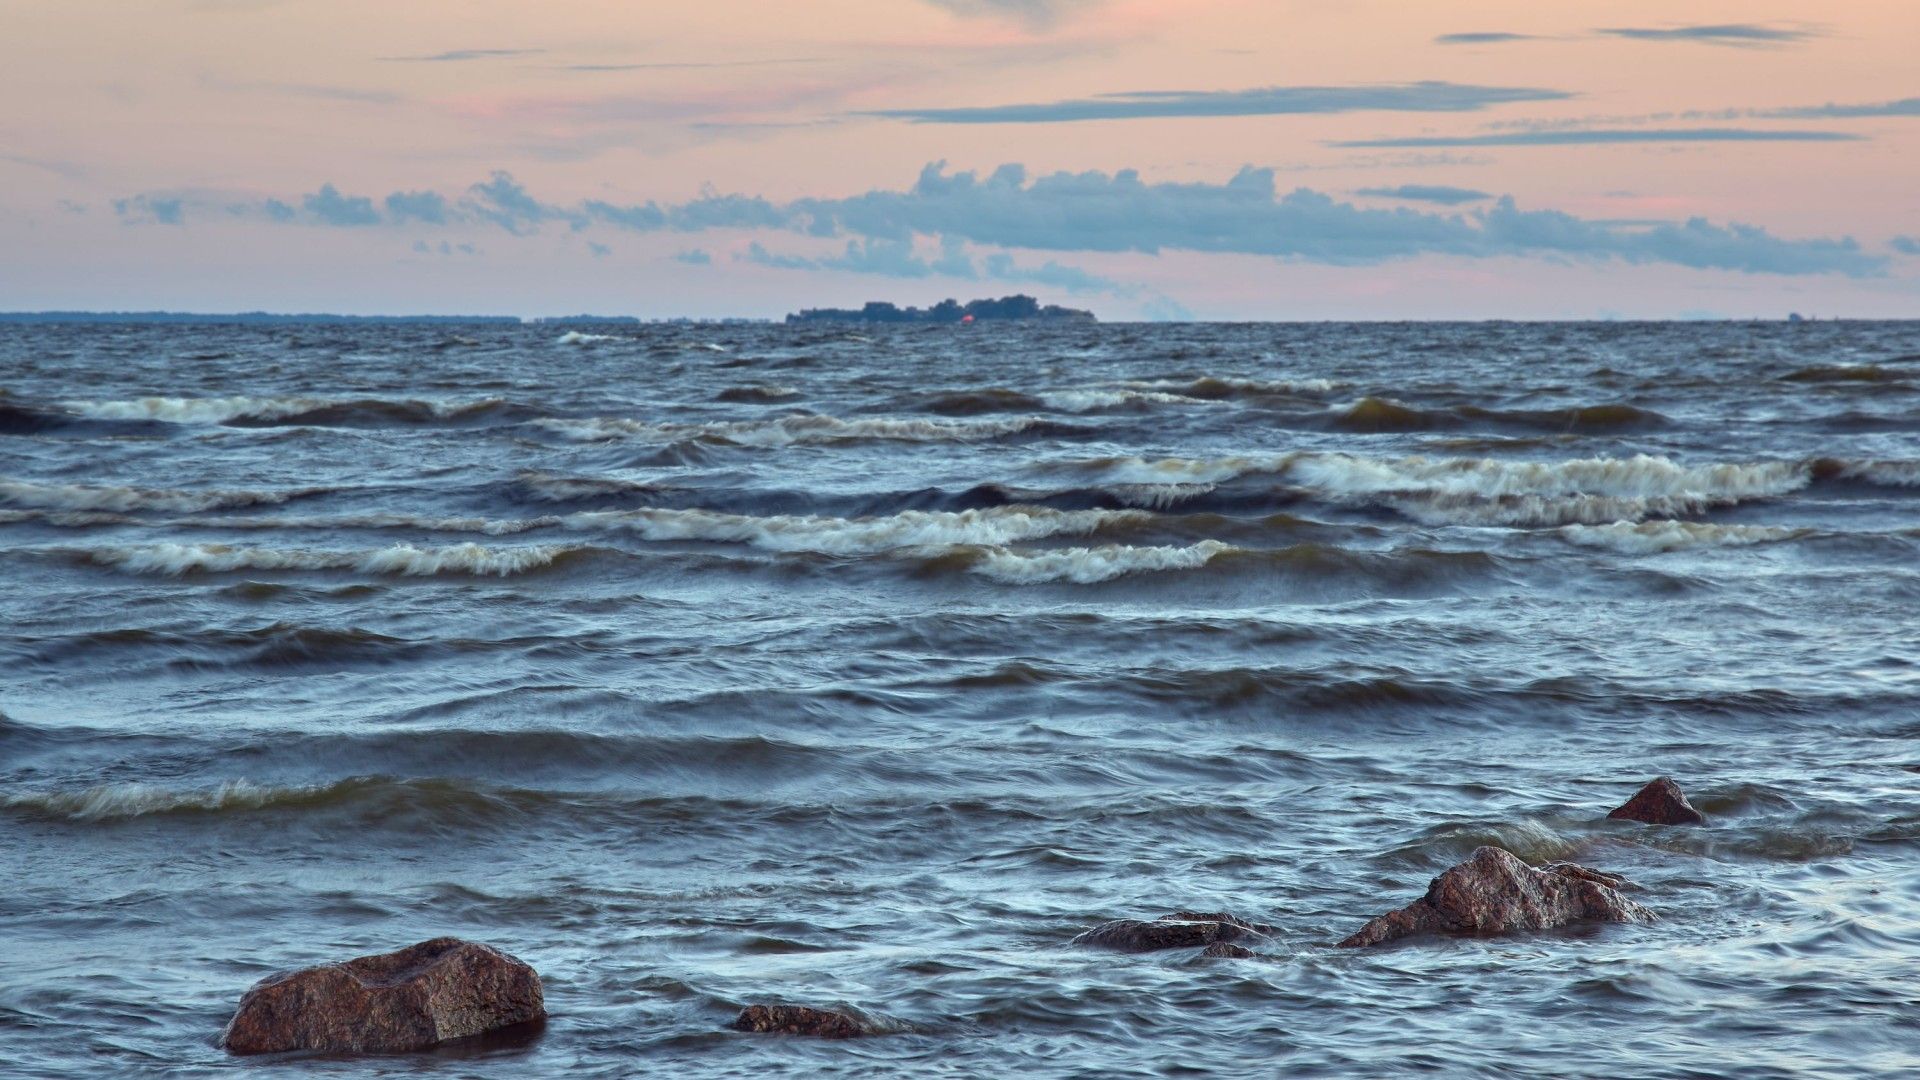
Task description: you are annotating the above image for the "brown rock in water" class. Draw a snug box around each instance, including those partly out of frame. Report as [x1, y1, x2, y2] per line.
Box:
[1200, 942, 1256, 959]
[730, 1004, 866, 1039]
[1608, 776, 1707, 826]
[1072, 911, 1276, 953]
[221, 938, 544, 1056]
[1338, 847, 1652, 948]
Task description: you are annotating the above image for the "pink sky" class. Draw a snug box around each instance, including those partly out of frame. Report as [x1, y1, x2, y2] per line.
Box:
[2, 0, 1916, 318]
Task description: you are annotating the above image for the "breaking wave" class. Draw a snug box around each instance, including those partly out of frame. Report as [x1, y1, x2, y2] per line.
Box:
[0, 479, 324, 513]
[69, 541, 579, 577]
[1036, 389, 1210, 412]
[1559, 521, 1808, 554]
[568, 505, 1149, 554]
[1067, 452, 1814, 525]
[936, 539, 1234, 584]
[58, 394, 532, 428]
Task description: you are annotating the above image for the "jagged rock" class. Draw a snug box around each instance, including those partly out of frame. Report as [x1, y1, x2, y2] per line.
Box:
[1072, 911, 1276, 953]
[1608, 777, 1707, 825]
[1338, 847, 1652, 948]
[221, 938, 544, 1056]
[1200, 942, 1255, 959]
[730, 1004, 866, 1039]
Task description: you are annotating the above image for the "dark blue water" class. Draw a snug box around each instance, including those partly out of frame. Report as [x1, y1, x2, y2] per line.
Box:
[3, 320, 1918, 1078]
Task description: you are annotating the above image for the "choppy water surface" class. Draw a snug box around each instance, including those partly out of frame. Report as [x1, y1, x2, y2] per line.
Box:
[3, 320, 1918, 1078]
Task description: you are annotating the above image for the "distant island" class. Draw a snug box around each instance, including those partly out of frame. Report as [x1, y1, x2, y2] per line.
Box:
[786, 294, 1095, 324]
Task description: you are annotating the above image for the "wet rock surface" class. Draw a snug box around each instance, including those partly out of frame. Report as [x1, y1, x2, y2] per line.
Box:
[1608, 776, 1707, 825]
[729, 1004, 868, 1039]
[221, 937, 544, 1056]
[1200, 942, 1256, 959]
[1072, 911, 1276, 953]
[1339, 847, 1653, 948]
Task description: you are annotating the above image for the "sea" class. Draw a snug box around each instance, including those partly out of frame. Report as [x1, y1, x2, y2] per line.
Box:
[2, 319, 1917, 1078]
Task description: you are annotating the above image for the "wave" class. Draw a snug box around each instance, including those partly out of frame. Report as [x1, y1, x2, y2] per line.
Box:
[556, 331, 622, 344]
[1066, 451, 1813, 525]
[1782, 364, 1903, 383]
[1559, 521, 1808, 554]
[529, 413, 1077, 448]
[928, 540, 1233, 584]
[923, 388, 1044, 415]
[1, 776, 536, 823]
[0, 478, 324, 513]
[1331, 397, 1669, 434]
[0, 402, 167, 437]
[1036, 388, 1210, 412]
[715, 384, 800, 403]
[567, 504, 1150, 555]
[1120, 376, 1340, 398]
[57, 394, 535, 428]
[511, 471, 683, 503]
[1816, 458, 1920, 489]
[68, 541, 581, 577]
[190, 512, 559, 536]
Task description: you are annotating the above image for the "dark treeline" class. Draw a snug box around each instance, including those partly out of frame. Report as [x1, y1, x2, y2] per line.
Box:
[786, 295, 1096, 324]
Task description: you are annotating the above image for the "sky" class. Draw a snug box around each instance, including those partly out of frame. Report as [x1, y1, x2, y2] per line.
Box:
[2, 0, 1917, 319]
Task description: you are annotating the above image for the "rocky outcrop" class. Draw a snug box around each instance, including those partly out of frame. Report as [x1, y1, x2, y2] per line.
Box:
[1072, 911, 1275, 953]
[1338, 847, 1652, 948]
[222, 938, 544, 1056]
[729, 1004, 866, 1039]
[1608, 777, 1707, 825]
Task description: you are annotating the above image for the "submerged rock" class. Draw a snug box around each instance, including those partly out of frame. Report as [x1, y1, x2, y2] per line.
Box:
[1200, 942, 1256, 959]
[1338, 846, 1651, 948]
[221, 937, 544, 1056]
[1608, 776, 1707, 826]
[1072, 911, 1276, 953]
[730, 1004, 866, 1039]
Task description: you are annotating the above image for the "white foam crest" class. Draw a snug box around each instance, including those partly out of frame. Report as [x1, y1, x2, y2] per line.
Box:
[58, 395, 494, 425]
[531, 413, 1047, 447]
[557, 330, 621, 344]
[61, 395, 335, 424]
[1287, 453, 1811, 502]
[566, 505, 1144, 554]
[5, 780, 286, 821]
[77, 541, 572, 576]
[966, 539, 1232, 584]
[1037, 389, 1208, 412]
[0, 479, 304, 513]
[1559, 522, 1806, 554]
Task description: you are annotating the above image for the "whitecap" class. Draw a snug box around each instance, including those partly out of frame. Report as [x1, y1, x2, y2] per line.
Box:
[964, 539, 1233, 584]
[1559, 521, 1806, 554]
